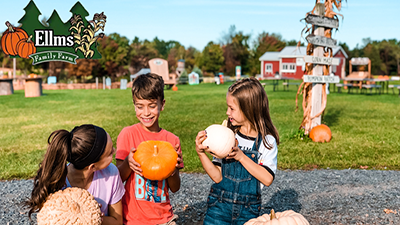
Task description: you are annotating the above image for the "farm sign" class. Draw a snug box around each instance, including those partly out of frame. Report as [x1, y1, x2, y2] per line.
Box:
[306, 34, 337, 48]
[305, 14, 339, 28]
[0, 0, 106, 65]
[304, 56, 339, 66]
[303, 75, 340, 83]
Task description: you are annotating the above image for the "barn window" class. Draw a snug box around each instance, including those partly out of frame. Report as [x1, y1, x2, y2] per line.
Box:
[265, 64, 272, 73]
[282, 63, 296, 72]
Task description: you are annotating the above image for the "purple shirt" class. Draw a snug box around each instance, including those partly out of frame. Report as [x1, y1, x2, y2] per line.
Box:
[66, 163, 125, 216]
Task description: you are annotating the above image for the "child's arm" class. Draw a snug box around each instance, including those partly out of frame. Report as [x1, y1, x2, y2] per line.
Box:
[167, 144, 183, 193]
[116, 148, 142, 182]
[196, 131, 222, 183]
[101, 200, 123, 225]
[226, 145, 273, 186]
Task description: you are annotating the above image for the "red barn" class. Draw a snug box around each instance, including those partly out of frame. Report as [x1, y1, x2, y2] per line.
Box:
[259, 46, 348, 79]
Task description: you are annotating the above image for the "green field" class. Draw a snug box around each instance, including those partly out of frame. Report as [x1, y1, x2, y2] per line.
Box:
[0, 82, 400, 180]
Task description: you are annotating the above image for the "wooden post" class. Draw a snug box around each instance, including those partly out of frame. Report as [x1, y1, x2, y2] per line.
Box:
[308, 3, 325, 131]
[13, 58, 16, 82]
[25, 77, 42, 97]
[96, 77, 98, 89]
[0, 78, 14, 95]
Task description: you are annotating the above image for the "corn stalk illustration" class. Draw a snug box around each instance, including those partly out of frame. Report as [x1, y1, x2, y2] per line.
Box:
[69, 12, 106, 58]
[296, 0, 344, 133]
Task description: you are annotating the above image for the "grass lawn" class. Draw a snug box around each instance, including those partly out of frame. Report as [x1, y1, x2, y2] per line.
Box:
[0, 82, 399, 180]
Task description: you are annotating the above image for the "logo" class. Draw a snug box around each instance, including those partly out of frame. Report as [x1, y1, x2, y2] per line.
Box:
[0, 1, 106, 65]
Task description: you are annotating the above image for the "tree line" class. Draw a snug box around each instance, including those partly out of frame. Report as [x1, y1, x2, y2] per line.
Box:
[1, 25, 399, 82]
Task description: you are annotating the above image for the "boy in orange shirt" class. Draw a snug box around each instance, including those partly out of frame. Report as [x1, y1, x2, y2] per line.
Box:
[116, 73, 183, 225]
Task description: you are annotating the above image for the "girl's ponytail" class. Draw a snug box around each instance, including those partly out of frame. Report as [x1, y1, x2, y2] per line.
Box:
[26, 130, 71, 218]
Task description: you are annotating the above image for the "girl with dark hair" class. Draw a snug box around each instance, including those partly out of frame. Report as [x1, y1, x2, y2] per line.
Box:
[26, 124, 125, 225]
[196, 77, 280, 224]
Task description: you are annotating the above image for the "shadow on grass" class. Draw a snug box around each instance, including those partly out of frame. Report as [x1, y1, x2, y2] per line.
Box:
[323, 107, 343, 127]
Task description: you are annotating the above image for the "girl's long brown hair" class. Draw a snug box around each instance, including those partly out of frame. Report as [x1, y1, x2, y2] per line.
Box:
[25, 125, 96, 218]
[227, 77, 280, 149]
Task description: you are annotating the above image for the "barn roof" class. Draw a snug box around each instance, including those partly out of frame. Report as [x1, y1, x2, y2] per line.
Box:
[259, 46, 348, 61]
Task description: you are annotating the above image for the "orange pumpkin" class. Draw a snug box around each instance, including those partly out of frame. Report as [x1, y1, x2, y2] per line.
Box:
[16, 35, 36, 58]
[1, 21, 28, 56]
[172, 85, 178, 91]
[309, 124, 332, 143]
[134, 140, 178, 180]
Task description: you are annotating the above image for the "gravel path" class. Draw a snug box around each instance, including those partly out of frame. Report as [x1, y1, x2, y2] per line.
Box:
[1, 169, 400, 224]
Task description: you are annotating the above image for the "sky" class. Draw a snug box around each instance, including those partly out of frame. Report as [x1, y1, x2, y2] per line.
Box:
[1, 0, 399, 52]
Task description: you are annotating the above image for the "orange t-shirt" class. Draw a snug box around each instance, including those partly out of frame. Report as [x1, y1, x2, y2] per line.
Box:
[116, 123, 183, 225]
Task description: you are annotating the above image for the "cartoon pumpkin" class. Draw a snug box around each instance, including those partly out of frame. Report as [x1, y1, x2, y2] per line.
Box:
[16, 35, 36, 58]
[1, 21, 28, 56]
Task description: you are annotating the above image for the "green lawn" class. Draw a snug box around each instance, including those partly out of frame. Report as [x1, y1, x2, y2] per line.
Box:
[0, 82, 399, 180]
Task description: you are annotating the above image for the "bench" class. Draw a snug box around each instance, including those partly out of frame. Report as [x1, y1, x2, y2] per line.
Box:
[261, 82, 279, 91]
[335, 83, 356, 93]
[361, 84, 382, 94]
[282, 82, 301, 91]
[388, 84, 400, 96]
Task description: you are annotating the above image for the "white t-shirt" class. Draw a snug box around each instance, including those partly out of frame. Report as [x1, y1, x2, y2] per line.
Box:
[66, 163, 125, 216]
[213, 131, 278, 187]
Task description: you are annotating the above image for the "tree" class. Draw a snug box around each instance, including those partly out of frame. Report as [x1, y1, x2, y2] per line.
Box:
[97, 35, 128, 80]
[248, 32, 286, 76]
[199, 41, 224, 74]
[128, 39, 158, 74]
[68, 59, 98, 82]
[184, 47, 199, 72]
[222, 32, 251, 75]
[18, 0, 46, 36]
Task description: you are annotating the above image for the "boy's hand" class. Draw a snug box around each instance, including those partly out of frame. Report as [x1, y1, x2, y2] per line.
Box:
[175, 144, 183, 169]
[127, 147, 143, 176]
[195, 130, 208, 154]
[226, 139, 244, 161]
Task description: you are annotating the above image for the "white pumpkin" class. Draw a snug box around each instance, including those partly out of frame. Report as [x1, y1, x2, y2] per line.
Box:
[202, 124, 235, 159]
[244, 209, 310, 225]
[37, 187, 102, 225]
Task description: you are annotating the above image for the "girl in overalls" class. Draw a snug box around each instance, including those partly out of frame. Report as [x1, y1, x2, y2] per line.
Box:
[196, 77, 279, 225]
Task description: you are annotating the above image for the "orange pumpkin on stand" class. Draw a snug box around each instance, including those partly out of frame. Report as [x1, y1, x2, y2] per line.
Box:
[16, 35, 36, 58]
[133, 140, 178, 180]
[309, 124, 332, 143]
[1, 21, 28, 56]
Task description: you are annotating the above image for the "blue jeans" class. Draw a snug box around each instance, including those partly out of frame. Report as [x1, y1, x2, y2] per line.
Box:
[204, 134, 262, 225]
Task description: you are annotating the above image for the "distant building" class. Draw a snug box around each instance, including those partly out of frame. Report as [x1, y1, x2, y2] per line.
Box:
[259, 46, 348, 79]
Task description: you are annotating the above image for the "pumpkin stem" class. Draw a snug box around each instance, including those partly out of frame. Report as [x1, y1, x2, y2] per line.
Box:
[154, 145, 158, 155]
[27, 35, 33, 43]
[5, 21, 14, 32]
[270, 209, 276, 220]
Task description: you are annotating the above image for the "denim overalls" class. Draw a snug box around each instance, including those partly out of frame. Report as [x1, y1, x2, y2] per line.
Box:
[204, 135, 262, 225]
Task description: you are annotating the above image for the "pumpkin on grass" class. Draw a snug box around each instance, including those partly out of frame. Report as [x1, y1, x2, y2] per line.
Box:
[16, 35, 36, 58]
[309, 124, 332, 143]
[245, 209, 309, 225]
[37, 187, 101, 225]
[202, 123, 235, 159]
[134, 140, 178, 180]
[1, 21, 28, 56]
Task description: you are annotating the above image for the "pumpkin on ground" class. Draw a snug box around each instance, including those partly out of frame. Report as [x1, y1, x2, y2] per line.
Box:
[309, 124, 332, 143]
[134, 140, 178, 180]
[1, 21, 28, 56]
[16, 35, 36, 58]
[202, 124, 235, 159]
[245, 209, 309, 225]
[37, 187, 101, 225]
[172, 85, 178, 91]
